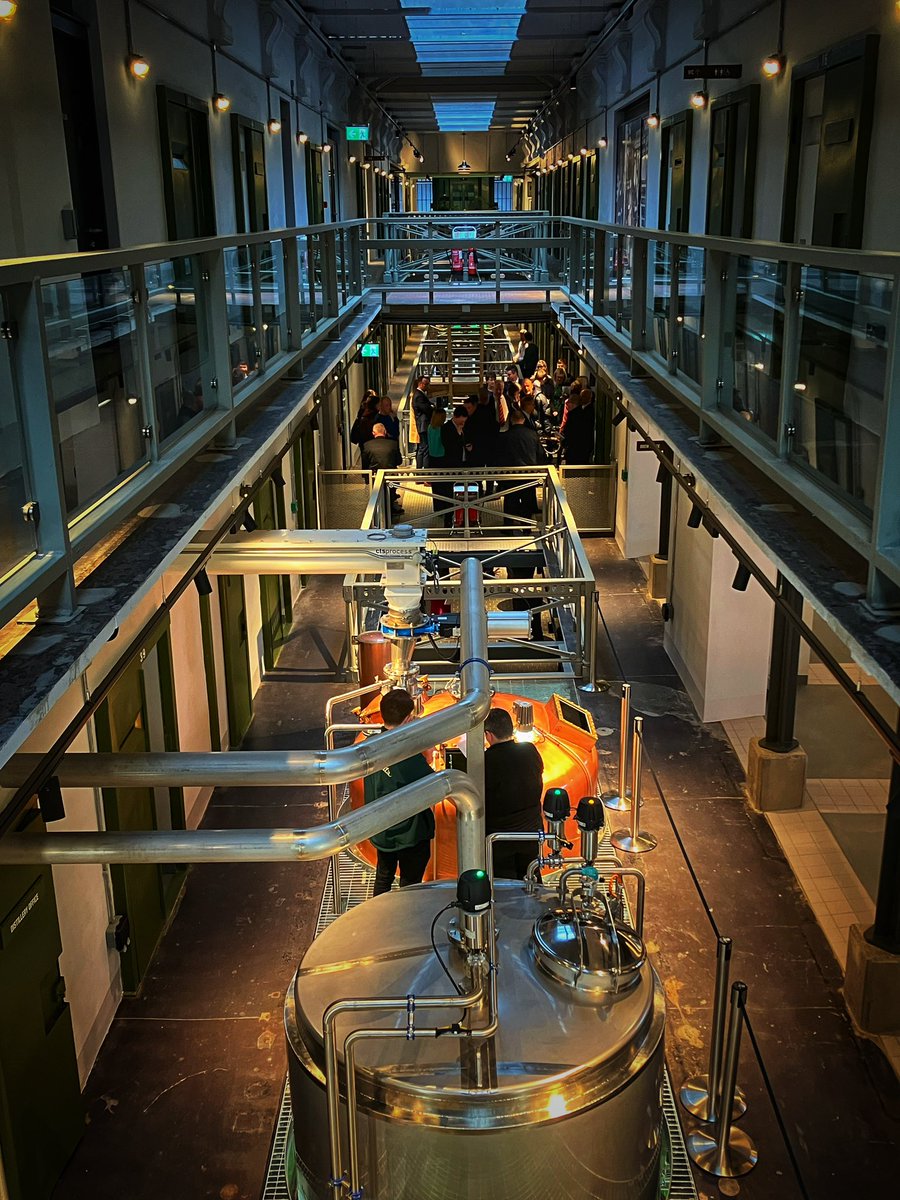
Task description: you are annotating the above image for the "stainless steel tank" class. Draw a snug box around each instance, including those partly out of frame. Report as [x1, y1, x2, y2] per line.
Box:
[284, 880, 666, 1200]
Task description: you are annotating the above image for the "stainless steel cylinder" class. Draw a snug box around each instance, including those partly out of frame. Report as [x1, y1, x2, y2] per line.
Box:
[285, 881, 666, 1200]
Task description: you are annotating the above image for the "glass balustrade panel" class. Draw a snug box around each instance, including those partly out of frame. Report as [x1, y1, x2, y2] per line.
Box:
[42, 269, 147, 515]
[790, 266, 892, 519]
[145, 256, 213, 444]
[223, 246, 259, 394]
[0, 295, 37, 575]
[259, 240, 289, 363]
[722, 257, 784, 444]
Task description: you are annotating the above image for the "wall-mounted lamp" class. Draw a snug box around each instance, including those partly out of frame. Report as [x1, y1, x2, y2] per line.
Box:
[211, 44, 230, 112]
[763, 0, 787, 78]
[297, 130, 309, 144]
[124, 1, 149, 78]
[690, 90, 709, 110]
[732, 563, 752, 591]
[265, 81, 280, 133]
[647, 71, 661, 128]
[0, 1, 19, 21]
[349, 155, 357, 164]
[322, 142, 332, 153]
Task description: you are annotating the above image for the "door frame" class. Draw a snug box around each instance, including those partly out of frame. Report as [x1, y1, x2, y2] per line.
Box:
[156, 85, 216, 239]
[781, 33, 879, 246]
[658, 109, 693, 233]
[706, 84, 760, 238]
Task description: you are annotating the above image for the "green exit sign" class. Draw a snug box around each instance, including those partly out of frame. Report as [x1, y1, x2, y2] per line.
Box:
[346, 126, 370, 141]
[502, 174, 513, 182]
[361, 342, 380, 358]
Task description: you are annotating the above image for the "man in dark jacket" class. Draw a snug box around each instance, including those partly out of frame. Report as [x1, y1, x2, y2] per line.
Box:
[363, 689, 435, 895]
[362, 424, 403, 514]
[499, 408, 546, 520]
[440, 405, 470, 467]
[517, 330, 540, 380]
[412, 375, 434, 468]
[484, 706, 545, 879]
[561, 388, 596, 465]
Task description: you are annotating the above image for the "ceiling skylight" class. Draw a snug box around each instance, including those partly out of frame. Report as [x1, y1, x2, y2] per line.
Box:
[399, 1, 527, 75]
[433, 102, 497, 131]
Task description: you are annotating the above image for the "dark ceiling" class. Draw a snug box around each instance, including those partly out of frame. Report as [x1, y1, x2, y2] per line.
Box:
[299, 0, 628, 131]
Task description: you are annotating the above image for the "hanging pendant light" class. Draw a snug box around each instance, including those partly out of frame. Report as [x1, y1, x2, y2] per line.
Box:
[457, 131, 472, 175]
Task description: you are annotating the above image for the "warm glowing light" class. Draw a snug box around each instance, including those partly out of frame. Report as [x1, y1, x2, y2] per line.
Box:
[793, 381, 807, 392]
[0, 1, 18, 20]
[322, 142, 332, 153]
[646, 112, 660, 129]
[690, 90, 708, 110]
[361, 162, 371, 170]
[267, 117, 282, 134]
[297, 130, 309, 144]
[349, 155, 357, 164]
[128, 54, 150, 79]
[547, 1093, 568, 1119]
[753, 362, 765, 371]
[598, 135, 608, 150]
[213, 93, 231, 113]
[126, 396, 139, 407]
[762, 53, 785, 78]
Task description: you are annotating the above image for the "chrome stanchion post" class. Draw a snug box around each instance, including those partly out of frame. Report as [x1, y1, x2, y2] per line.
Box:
[602, 682, 632, 812]
[680, 936, 747, 1121]
[579, 590, 601, 693]
[611, 716, 657, 853]
[688, 982, 758, 1178]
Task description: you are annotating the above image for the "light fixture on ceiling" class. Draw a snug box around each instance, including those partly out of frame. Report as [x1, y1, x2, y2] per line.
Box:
[457, 131, 472, 175]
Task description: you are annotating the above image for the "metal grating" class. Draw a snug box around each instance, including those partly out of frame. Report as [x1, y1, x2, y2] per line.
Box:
[262, 847, 698, 1200]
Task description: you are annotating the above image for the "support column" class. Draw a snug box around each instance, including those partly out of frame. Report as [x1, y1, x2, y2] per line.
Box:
[648, 443, 672, 600]
[747, 574, 807, 811]
[845, 734, 900, 1033]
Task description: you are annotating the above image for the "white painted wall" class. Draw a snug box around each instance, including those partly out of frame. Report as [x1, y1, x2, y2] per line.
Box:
[619, 425, 664, 562]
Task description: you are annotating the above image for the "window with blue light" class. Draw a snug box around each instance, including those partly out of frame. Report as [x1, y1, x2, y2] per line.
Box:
[399, 0, 526, 76]
[432, 103, 496, 131]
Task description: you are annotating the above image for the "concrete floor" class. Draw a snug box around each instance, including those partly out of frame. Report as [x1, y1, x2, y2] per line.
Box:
[52, 541, 900, 1200]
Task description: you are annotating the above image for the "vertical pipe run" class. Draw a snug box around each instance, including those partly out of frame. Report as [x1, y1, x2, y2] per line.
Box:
[629, 716, 644, 842]
[602, 683, 631, 811]
[679, 936, 745, 1122]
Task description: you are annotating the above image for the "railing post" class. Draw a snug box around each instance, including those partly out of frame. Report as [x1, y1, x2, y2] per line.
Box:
[321, 229, 340, 319]
[128, 262, 160, 464]
[494, 221, 501, 304]
[701, 248, 729, 416]
[4, 279, 77, 621]
[304, 235, 318, 334]
[347, 224, 363, 295]
[199, 249, 235, 417]
[283, 236, 303, 352]
[592, 229, 607, 318]
[776, 259, 803, 460]
[667, 242, 681, 376]
[631, 236, 649, 351]
[251, 243, 265, 371]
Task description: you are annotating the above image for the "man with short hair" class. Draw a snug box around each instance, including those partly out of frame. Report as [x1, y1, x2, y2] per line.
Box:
[363, 689, 435, 895]
[484, 706, 545, 879]
[412, 375, 434, 468]
[516, 329, 540, 380]
[361, 424, 403, 514]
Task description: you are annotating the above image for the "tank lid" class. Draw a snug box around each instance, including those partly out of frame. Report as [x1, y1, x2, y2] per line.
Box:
[532, 908, 645, 995]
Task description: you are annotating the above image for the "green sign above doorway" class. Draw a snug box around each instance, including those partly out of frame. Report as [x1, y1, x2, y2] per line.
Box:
[346, 126, 370, 141]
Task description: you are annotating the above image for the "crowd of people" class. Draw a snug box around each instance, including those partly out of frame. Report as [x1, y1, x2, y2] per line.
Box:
[349, 330, 597, 521]
[363, 688, 546, 893]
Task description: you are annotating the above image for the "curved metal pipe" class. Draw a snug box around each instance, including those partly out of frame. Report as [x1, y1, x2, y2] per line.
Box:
[0, 769, 486, 872]
[1, 559, 490, 790]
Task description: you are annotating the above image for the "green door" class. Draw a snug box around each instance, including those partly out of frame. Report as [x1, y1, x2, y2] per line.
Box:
[96, 641, 185, 994]
[254, 479, 292, 669]
[218, 574, 254, 745]
[0, 823, 84, 1200]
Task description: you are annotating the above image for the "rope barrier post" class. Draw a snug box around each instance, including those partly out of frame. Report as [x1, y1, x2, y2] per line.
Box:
[611, 716, 657, 853]
[602, 682, 632, 813]
[680, 936, 747, 1122]
[579, 589, 601, 693]
[688, 982, 758, 1178]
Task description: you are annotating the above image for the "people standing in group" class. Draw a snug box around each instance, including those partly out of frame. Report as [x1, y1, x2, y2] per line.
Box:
[427, 409, 453, 523]
[483, 706, 545, 879]
[503, 365, 521, 410]
[515, 330, 540, 380]
[533, 359, 553, 398]
[412, 374, 434, 468]
[378, 395, 400, 441]
[361, 423, 404, 515]
[441, 405, 471, 468]
[350, 393, 380, 453]
[486, 377, 508, 427]
[465, 390, 500, 497]
[498, 407, 546, 519]
[363, 689, 435, 895]
[561, 387, 596, 465]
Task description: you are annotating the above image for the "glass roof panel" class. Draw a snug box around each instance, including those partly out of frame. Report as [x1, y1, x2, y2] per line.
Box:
[400, 0, 526, 75]
[433, 102, 497, 131]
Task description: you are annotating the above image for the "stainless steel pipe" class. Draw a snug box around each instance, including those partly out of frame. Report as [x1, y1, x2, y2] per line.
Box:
[0, 768, 486, 872]
[611, 716, 657, 854]
[2, 559, 491, 791]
